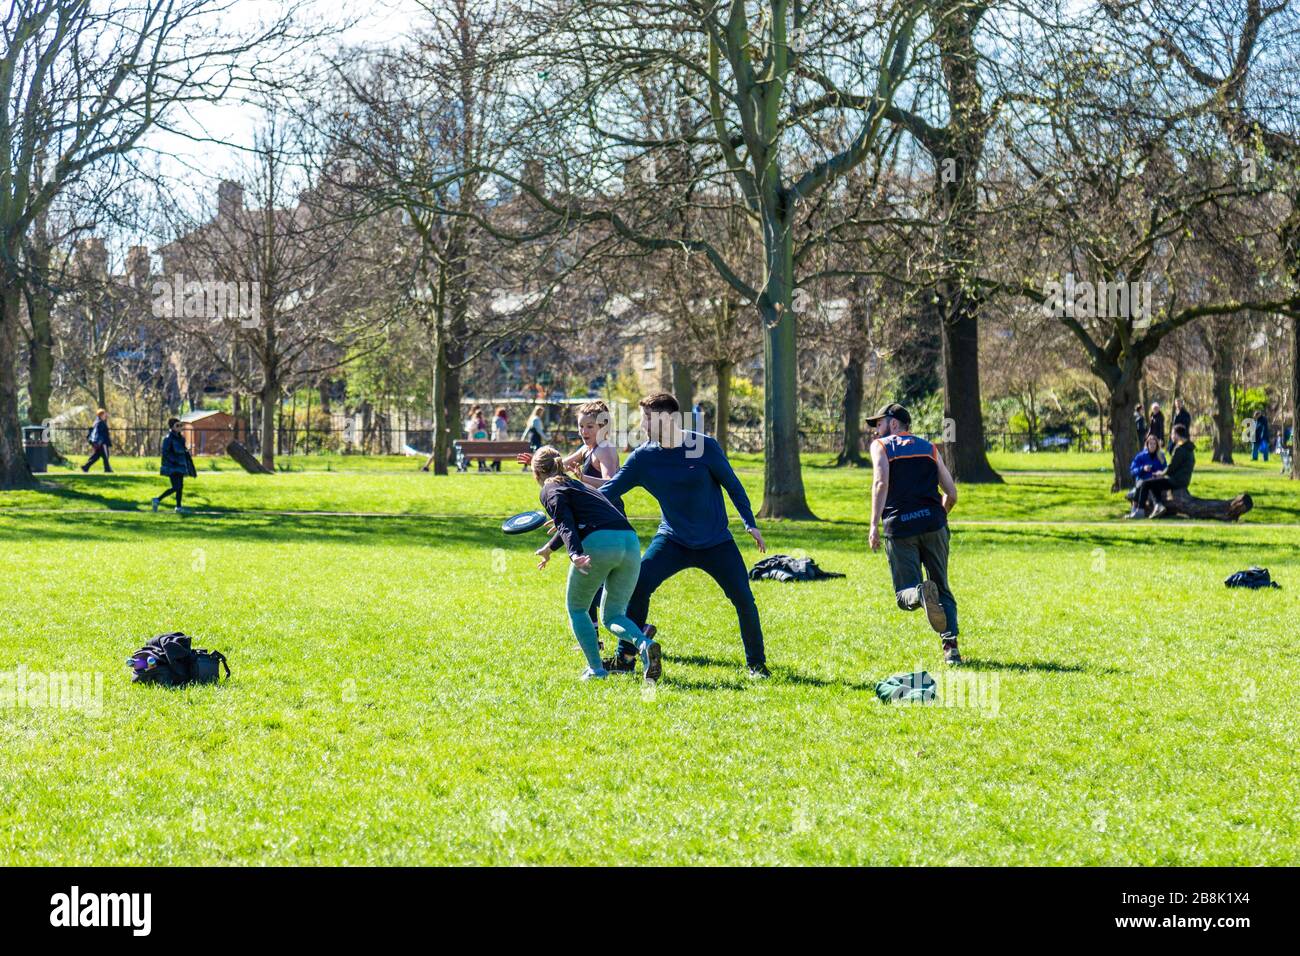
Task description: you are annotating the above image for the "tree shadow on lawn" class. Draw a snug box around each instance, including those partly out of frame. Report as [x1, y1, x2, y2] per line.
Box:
[0, 510, 518, 550]
[26, 478, 149, 511]
[958, 525, 1290, 554]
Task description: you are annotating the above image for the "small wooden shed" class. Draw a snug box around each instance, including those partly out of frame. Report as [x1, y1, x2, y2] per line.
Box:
[180, 410, 245, 456]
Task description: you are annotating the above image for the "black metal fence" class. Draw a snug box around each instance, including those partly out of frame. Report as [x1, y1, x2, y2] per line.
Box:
[44, 421, 1119, 460]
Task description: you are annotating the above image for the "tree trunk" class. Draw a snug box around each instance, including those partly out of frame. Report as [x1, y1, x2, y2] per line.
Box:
[260, 374, 278, 470]
[1210, 330, 1235, 464]
[940, 300, 1002, 482]
[0, 284, 37, 489]
[26, 295, 54, 428]
[930, 3, 1000, 484]
[1157, 488, 1253, 521]
[1291, 314, 1299, 480]
[1286, 201, 1300, 479]
[895, 302, 941, 405]
[95, 365, 107, 411]
[714, 359, 733, 455]
[318, 380, 331, 415]
[671, 360, 695, 426]
[431, 332, 450, 476]
[1108, 373, 1141, 491]
[442, 357, 461, 470]
[757, 208, 815, 520]
[836, 351, 865, 466]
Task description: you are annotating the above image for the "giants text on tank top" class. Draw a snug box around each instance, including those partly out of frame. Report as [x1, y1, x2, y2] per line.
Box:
[875, 433, 947, 538]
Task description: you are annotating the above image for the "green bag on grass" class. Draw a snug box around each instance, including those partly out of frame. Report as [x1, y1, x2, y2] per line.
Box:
[875, 670, 936, 704]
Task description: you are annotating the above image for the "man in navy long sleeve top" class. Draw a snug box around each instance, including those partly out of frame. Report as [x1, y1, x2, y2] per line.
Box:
[599, 392, 770, 677]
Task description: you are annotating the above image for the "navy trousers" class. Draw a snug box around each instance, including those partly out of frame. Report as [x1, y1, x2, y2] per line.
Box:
[626, 533, 766, 667]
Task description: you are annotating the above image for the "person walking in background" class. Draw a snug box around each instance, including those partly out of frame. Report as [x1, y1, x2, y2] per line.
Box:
[1170, 398, 1191, 452]
[1136, 423, 1195, 518]
[867, 402, 963, 665]
[1126, 433, 1167, 519]
[1133, 403, 1146, 444]
[464, 404, 489, 472]
[81, 408, 113, 473]
[523, 405, 548, 453]
[151, 417, 196, 514]
[489, 406, 509, 471]
[1147, 402, 1165, 446]
[1251, 408, 1271, 462]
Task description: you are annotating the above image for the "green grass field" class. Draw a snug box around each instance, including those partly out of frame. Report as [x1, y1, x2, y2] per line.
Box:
[1, 451, 1296, 864]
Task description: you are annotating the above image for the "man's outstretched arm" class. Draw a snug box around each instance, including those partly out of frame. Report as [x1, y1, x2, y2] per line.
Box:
[706, 439, 765, 551]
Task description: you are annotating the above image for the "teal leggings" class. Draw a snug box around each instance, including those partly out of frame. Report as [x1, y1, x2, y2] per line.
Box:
[565, 529, 651, 673]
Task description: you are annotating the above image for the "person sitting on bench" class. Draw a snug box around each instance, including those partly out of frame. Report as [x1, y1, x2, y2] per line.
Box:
[1126, 433, 1166, 519]
[1134, 423, 1194, 518]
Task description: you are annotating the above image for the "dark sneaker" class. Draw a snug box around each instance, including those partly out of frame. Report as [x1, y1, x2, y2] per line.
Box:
[642, 623, 657, 641]
[600, 650, 637, 671]
[942, 635, 962, 665]
[747, 663, 771, 679]
[919, 580, 948, 634]
[642, 641, 662, 684]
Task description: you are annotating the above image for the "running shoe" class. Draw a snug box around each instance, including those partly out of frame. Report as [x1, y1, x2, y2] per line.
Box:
[642, 641, 662, 684]
[942, 635, 963, 665]
[919, 579, 948, 634]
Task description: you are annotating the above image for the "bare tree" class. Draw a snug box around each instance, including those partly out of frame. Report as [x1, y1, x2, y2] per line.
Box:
[158, 119, 378, 469]
[415, 1, 935, 518]
[990, 5, 1297, 489]
[1116, 0, 1300, 477]
[0, 0, 301, 488]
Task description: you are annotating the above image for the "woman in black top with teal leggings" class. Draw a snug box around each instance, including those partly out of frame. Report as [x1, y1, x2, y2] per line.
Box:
[532, 446, 661, 683]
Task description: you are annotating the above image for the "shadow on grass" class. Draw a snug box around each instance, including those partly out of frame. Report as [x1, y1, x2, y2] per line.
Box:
[666, 652, 879, 693]
[32, 478, 151, 512]
[956, 524, 1295, 553]
[958, 657, 1122, 675]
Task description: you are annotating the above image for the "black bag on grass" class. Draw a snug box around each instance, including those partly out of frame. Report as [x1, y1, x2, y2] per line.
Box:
[1224, 567, 1281, 590]
[128, 632, 230, 687]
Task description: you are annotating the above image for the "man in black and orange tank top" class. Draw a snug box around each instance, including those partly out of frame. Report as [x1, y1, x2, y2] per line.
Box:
[866, 403, 963, 664]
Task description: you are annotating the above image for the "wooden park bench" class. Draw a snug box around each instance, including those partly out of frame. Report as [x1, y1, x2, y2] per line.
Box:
[454, 439, 532, 472]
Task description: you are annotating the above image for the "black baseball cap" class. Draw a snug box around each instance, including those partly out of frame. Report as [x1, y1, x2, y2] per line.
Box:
[866, 402, 910, 427]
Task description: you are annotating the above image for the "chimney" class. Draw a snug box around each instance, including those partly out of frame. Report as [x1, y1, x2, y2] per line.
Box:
[125, 245, 151, 288]
[75, 237, 108, 278]
[217, 179, 245, 219]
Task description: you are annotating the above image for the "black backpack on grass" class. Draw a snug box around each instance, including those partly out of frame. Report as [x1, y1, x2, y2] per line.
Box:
[128, 632, 230, 687]
[1224, 567, 1281, 590]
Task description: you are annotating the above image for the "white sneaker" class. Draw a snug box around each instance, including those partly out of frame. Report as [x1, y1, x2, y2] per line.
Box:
[1150, 502, 1167, 518]
[580, 667, 608, 681]
[174, 506, 184, 514]
[151, 498, 160, 513]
